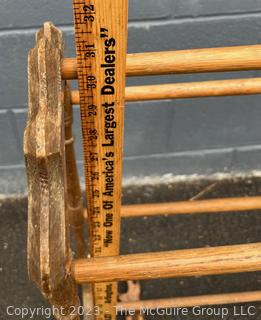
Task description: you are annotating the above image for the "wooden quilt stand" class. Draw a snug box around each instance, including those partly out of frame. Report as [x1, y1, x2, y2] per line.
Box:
[24, 3, 261, 320]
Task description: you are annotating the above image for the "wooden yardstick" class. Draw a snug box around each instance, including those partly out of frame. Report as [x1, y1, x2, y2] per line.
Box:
[72, 1, 128, 319]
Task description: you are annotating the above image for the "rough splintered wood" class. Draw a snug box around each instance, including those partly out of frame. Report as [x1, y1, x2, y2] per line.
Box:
[24, 22, 80, 320]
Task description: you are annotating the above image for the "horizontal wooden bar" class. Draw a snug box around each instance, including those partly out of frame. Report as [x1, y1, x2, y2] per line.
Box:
[121, 196, 261, 217]
[118, 291, 261, 310]
[72, 243, 261, 283]
[125, 78, 261, 101]
[62, 45, 261, 79]
[83, 196, 261, 219]
[71, 78, 261, 103]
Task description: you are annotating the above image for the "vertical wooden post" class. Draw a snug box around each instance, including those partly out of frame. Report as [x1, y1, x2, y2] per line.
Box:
[24, 22, 80, 319]
[64, 81, 94, 320]
[64, 80, 87, 258]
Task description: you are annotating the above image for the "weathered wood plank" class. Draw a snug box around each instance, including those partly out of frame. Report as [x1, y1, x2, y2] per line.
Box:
[24, 22, 80, 320]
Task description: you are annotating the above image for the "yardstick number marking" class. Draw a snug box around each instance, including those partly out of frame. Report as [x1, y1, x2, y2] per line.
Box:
[72, 1, 127, 319]
[73, 1, 101, 257]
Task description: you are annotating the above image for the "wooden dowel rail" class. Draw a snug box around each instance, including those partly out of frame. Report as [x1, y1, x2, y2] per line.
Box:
[71, 78, 261, 103]
[72, 243, 261, 283]
[118, 291, 261, 310]
[62, 45, 261, 79]
[83, 196, 261, 219]
[121, 196, 261, 218]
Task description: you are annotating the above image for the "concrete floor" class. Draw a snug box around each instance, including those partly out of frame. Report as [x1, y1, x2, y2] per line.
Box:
[1, 175, 261, 319]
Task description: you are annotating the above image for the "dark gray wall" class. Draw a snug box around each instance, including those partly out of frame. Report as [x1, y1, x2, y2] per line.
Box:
[1, 0, 261, 194]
